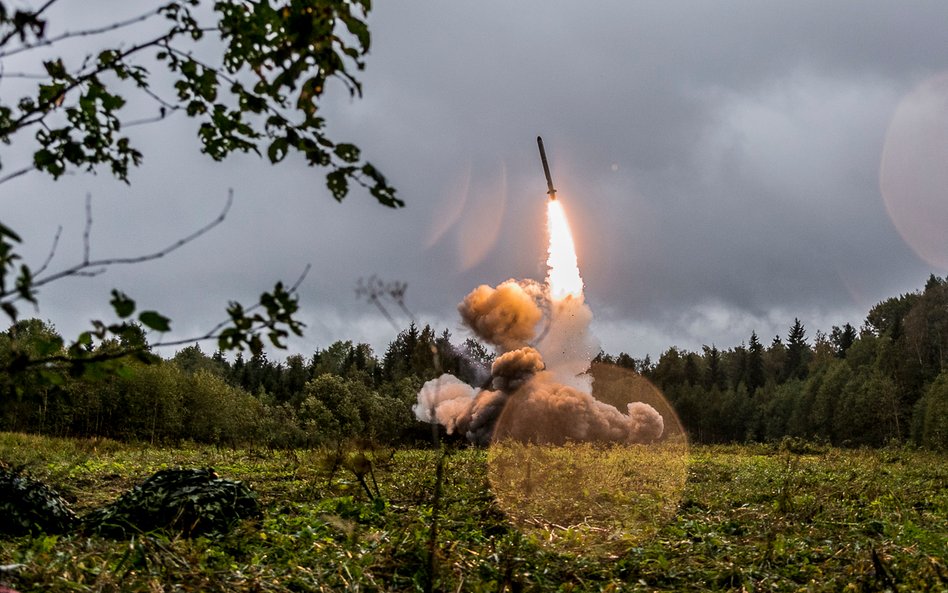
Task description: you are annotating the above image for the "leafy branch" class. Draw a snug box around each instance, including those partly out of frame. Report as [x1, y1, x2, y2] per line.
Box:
[0, 0, 402, 206]
[0, 1, 402, 382]
[0, 189, 308, 379]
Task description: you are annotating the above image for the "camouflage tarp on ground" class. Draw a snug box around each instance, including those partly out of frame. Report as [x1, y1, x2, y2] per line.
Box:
[0, 465, 259, 538]
[81, 468, 260, 538]
[0, 465, 77, 536]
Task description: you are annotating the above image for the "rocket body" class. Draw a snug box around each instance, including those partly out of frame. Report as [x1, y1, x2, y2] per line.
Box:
[537, 136, 557, 200]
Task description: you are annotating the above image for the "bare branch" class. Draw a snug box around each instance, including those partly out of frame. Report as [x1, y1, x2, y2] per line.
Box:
[0, 7, 162, 59]
[82, 193, 92, 264]
[0, 190, 234, 306]
[356, 275, 414, 329]
[9, 263, 310, 371]
[33, 225, 62, 277]
[33, 0, 60, 18]
[0, 166, 35, 186]
[0, 71, 49, 79]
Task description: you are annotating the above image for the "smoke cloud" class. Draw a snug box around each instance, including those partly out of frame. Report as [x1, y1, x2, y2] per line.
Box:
[415, 280, 665, 446]
[494, 373, 665, 445]
[458, 280, 544, 350]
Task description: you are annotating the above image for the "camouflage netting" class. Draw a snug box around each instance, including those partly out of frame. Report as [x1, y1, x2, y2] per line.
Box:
[0, 466, 259, 538]
[0, 465, 77, 536]
[81, 468, 260, 538]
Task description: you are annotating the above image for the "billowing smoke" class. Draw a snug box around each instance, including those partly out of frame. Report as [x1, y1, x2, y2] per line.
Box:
[414, 279, 664, 446]
[495, 372, 665, 445]
[457, 280, 544, 350]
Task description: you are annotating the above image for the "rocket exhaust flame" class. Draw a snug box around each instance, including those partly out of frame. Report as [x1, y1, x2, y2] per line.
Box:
[546, 199, 584, 301]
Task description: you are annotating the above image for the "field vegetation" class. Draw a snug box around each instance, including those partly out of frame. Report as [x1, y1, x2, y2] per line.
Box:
[1, 433, 945, 592]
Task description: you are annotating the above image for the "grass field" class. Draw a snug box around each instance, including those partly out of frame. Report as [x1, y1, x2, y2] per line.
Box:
[1, 432, 946, 592]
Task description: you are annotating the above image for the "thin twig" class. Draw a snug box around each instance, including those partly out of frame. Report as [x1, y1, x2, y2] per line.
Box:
[82, 193, 92, 264]
[33, 226, 62, 277]
[0, 0, 61, 48]
[140, 85, 181, 111]
[0, 71, 49, 79]
[28, 190, 234, 292]
[151, 263, 311, 350]
[356, 275, 414, 329]
[123, 107, 176, 128]
[0, 165, 36, 186]
[0, 6, 161, 59]
[425, 446, 446, 593]
[3, 29, 184, 138]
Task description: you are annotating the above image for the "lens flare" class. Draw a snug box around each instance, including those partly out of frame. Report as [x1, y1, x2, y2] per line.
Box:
[546, 199, 584, 300]
[880, 71, 948, 271]
[488, 363, 689, 557]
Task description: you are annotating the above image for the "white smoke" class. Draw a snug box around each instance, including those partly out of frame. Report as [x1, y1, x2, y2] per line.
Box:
[536, 296, 599, 392]
[414, 280, 664, 446]
[413, 374, 478, 434]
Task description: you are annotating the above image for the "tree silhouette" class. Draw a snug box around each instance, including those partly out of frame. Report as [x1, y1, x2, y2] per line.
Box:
[747, 331, 765, 395]
[783, 318, 809, 382]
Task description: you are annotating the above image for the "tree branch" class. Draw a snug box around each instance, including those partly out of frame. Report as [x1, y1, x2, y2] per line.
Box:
[9, 263, 312, 373]
[151, 263, 311, 350]
[1, 29, 185, 140]
[33, 224, 61, 278]
[0, 190, 234, 305]
[356, 275, 414, 329]
[0, 165, 35, 185]
[0, 6, 162, 59]
[0, 0, 61, 48]
[82, 192, 92, 264]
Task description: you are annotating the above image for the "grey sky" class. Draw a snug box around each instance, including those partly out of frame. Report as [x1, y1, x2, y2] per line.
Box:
[4, 1, 947, 360]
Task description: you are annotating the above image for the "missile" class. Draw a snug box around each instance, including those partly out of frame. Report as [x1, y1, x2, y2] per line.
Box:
[536, 136, 557, 200]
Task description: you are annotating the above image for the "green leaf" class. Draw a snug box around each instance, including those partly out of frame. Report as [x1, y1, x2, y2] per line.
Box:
[267, 137, 288, 163]
[326, 168, 350, 201]
[2, 302, 18, 321]
[43, 59, 67, 79]
[0, 221, 23, 243]
[139, 311, 171, 332]
[110, 290, 136, 318]
[334, 143, 360, 163]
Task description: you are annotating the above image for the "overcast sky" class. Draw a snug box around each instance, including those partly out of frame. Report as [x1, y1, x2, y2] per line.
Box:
[4, 1, 948, 361]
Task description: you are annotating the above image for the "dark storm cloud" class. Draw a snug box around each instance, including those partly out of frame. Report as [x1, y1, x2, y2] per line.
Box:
[4, 1, 947, 359]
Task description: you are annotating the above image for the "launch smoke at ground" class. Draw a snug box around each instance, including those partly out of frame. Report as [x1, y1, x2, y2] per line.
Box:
[413, 280, 665, 446]
[412, 193, 688, 554]
[415, 273, 662, 444]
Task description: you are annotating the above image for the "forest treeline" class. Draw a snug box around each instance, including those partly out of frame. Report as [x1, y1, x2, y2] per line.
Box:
[1, 276, 946, 450]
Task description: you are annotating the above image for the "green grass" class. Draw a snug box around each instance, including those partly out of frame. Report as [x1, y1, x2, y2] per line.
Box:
[1, 432, 946, 592]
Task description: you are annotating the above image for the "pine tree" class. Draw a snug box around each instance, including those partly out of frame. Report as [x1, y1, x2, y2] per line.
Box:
[783, 318, 810, 381]
[747, 332, 765, 395]
[703, 345, 725, 390]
